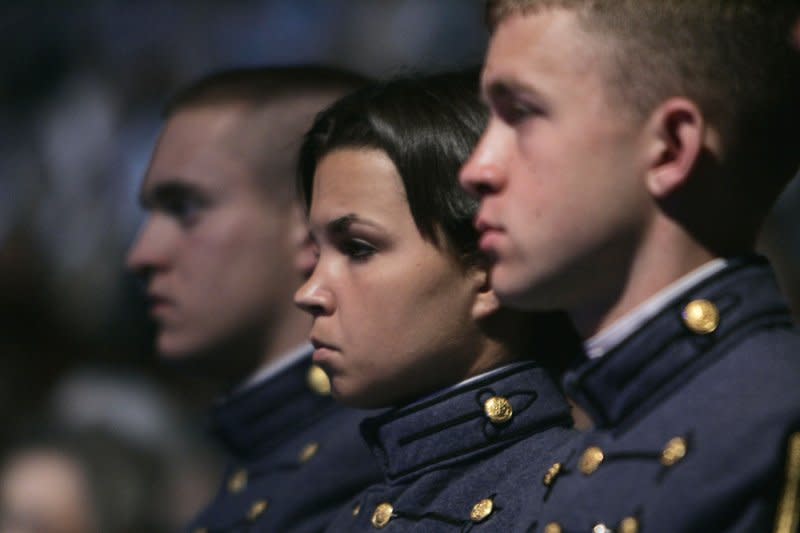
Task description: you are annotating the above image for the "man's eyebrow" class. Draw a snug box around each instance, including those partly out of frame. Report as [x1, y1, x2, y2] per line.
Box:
[139, 179, 202, 209]
[485, 77, 543, 104]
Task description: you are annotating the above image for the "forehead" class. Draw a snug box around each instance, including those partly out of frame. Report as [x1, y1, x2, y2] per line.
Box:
[309, 149, 410, 223]
[143, 105, 255, 192]
[483, 8, 614, 98]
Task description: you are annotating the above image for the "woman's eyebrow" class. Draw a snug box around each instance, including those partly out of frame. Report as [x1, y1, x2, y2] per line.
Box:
[326, 213, 383, 236]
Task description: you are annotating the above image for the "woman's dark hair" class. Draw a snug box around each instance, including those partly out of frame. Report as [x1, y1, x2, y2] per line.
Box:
[297, 70, 487, 266]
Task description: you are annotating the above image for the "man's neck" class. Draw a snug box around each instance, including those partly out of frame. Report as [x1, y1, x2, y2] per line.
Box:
[571, 220, 718, 339]
[247, 304, 311, 384]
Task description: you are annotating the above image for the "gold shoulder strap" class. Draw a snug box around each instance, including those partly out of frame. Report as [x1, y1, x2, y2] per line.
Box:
[775, 432, 800, 533]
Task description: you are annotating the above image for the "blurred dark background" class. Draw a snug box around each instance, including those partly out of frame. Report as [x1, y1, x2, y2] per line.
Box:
[0, 1, 797, 530]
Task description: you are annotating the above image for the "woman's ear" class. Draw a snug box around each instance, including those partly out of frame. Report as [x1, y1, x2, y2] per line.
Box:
[470, 267, 502, 320]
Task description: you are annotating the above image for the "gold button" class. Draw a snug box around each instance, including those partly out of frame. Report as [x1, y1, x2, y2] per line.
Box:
[352, 503, 361, 517]
[298, 442, 320, 463]
[543, 462, 562, 486]
[593, 524, 612, 533]
[682, 299, 719, 334]
[661, 436, 688, 466]
[580, 446, 605, 475]
[371, 502, 394, 528]
[307, 364, 332, 395]
[470, 498, 494, 523]
[484, 396, 513, 424]
[247, 499, 269, 521]
[227, 468, 247, 493]
[620, 516, 640, 533]
[544, 523, 562, 533]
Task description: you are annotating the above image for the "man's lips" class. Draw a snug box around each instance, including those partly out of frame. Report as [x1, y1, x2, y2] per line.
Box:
[310, 337, 340, 363]
[146, 291, 174, 318]
[474, 216, 505, 255]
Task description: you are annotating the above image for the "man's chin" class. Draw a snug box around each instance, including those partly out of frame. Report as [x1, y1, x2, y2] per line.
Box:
[492, 266, 562, 312]
[491, 265, 540, 310]
[155, 336, 254, 385]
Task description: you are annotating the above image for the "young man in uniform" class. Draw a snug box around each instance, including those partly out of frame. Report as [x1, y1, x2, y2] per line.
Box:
[461, 2, 800, 531]
[127, 66, 380, 532]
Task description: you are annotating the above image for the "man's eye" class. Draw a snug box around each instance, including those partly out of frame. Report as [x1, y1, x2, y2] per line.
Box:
[164, 197, 202, 225]
[492, 93, 542, 126]
[498, 100, 538, 125]
[341, 239, 376, 261]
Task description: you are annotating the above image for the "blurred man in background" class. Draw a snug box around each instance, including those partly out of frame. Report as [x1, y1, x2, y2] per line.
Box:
[127, 66, 380, 532]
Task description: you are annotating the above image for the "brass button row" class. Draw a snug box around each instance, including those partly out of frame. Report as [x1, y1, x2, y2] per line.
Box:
[227, 441, 321, 495]
[578, 436, 688, 476]
[369, 497, 496, 528]
[192, 499, 269, 530]
[544, 517, 639, 533]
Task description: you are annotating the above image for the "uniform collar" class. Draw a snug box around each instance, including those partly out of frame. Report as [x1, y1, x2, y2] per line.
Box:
[584, 258, 730, 359]
[210, 347, 335, 461]
[564, 255, 793, 429]
[234, 343, 313, 393]
[362, 361, 573, 482]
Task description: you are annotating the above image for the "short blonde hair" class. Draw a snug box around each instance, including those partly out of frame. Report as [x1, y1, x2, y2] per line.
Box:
[485, 0, 800, 204]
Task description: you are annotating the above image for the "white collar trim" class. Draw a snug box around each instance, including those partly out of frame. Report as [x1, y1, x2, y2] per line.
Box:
[584, 258, 732, 359]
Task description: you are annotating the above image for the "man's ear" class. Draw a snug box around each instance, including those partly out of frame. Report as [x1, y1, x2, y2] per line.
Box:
[644, 98, 710, 198]
[470, 268, 502, 320]
[288, 204, 316, 278]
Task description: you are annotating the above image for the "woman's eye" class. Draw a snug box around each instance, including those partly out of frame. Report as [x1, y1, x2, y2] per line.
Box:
[341, 239, 376, 260]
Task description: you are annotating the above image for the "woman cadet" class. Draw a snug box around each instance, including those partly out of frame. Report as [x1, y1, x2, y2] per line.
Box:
[294, 72, 579, 532]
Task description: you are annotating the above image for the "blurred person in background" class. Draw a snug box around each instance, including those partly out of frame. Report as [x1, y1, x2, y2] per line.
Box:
[0, 428, 166, 533]
[45, 367, 222, 531]
[126, 66, 381, 532]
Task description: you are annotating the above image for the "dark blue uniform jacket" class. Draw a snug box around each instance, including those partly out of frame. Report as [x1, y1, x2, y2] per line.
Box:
[186, 352, 381, 533]
[324, 362, 577, 532]
[533, 256, 800, 533]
